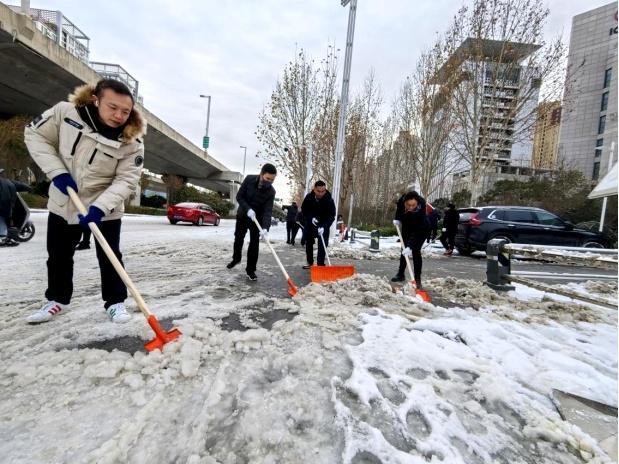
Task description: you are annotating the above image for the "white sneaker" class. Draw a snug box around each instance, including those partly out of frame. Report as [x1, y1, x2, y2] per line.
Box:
[26, 301, 66, 323]
[106, 303, 131, 324]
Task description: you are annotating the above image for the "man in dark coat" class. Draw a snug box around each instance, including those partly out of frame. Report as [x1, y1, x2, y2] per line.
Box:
[440, 202, 460, 256]
[285, 201, 298, 245]
[296, 208, 306, 246]
[427, 207, 440, 243]
[301, 180, 336, 268]
[392, 191, 430, 288]
[0, 168, 30, 247]
[227, 163, 277, 280]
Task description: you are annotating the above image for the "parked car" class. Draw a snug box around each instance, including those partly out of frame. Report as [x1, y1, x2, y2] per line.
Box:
[167, 202, 220, 226]
[455, 206, 608, 255]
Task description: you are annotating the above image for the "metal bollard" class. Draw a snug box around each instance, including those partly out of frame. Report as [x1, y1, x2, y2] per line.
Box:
[370, 229, 380, 252]
[485, 239, 515, 291]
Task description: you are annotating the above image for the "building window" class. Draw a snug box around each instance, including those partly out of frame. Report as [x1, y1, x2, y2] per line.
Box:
[598, 115, 606, 134]
[604, 68, 612, 88]
[592, 162, 600, 180]
[601, 92, 609, 111]
[595, 138, 603, 157]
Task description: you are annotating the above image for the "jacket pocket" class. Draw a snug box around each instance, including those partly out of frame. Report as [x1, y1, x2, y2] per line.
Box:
[87, 148, 119, 177]
[48, 184, 68, 207]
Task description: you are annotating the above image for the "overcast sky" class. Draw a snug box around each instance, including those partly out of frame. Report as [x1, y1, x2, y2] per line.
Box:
[8, 0, 614, 201]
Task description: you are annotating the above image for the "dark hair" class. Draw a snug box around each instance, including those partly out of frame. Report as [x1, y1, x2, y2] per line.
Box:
[403, 191, 421, 202]
[314, 180, 326, 188]
[261, 163, 277, 175]
[94, 79, 134, 103]
[448, 202, 455, 208]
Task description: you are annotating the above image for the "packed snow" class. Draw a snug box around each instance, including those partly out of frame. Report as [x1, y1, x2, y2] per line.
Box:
[0, 211, 617, 463]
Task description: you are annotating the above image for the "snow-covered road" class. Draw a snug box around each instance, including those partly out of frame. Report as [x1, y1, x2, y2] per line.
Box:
[1, 212, 616, 463]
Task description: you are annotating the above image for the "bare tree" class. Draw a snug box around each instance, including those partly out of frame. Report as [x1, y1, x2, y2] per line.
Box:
[394, 44, 457, 200]
[436, 0, 566, 205]
[256, 47, 339, 200]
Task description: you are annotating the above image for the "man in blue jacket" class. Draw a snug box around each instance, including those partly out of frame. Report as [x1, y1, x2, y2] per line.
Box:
[227, 163, 277, 280]
[301, 180, 336, 269]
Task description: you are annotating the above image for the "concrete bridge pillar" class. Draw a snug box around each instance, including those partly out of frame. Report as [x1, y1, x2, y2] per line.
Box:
[229, 182, 240, 215]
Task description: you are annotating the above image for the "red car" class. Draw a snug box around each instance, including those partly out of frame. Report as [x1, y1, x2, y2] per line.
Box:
[167, 202, 220, 226]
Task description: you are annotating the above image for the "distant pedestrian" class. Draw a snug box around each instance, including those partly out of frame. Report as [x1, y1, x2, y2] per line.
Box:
[285, 201, 298, 245]
[227, 163, 277, 281]
[427, 205, 440, 243]
[440, 202, 460, 256]
[297, 209, 306, 246]
[75, 228, 91, 250]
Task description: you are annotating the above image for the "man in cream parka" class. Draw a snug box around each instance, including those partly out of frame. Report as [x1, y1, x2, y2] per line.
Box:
[24, 79, 146, 324]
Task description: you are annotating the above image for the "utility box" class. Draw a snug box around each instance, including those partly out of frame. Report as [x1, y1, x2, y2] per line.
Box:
[370, 230, 380, 252]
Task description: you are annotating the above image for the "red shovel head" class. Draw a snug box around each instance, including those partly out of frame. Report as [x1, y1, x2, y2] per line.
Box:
[411, 282, 431, 303]
[145, 315, 182, 352]
[287, 277, 298, 296]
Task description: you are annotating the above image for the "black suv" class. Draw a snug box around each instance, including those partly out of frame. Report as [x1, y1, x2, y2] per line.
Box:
[455, 206, 608, 255]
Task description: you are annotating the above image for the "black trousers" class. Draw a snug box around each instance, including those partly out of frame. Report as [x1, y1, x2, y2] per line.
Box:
[286, 221, 299, 243]
[46, 212, 127, 308]
[306, 227, 329, 266]
[398, 233, 427, 279]
[232, 216, 260, 273]
[440, 230, 456, 250]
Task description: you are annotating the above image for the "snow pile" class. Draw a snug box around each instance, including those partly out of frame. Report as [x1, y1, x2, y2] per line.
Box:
[429, 276, 617, 325]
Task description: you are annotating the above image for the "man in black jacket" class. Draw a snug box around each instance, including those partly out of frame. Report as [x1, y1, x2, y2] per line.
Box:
[392, 191, 430, 288]
[227, 163, 277, 280]
[285, 201, 298, 245]
[301, 180, 336, 268]
[440, 202, 460, 256]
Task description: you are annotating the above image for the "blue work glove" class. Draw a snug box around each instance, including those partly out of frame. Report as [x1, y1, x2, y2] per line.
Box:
[78, 206, 105, 230]
[311, 218, 319, 227]
[52, 173, 78, 195]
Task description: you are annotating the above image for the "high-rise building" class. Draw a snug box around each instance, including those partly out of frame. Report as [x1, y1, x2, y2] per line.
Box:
[432, 38, 541, 199]
[557, 2, 618, 181]
[532, 101, 561, 169]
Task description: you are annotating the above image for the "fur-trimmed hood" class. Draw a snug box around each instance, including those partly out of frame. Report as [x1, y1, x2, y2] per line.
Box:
[68, 83, 147, 143]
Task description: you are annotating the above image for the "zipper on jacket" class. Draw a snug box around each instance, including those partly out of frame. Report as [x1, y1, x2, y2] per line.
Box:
[88, 148, 98, 165]
[70, 132, 82, 156]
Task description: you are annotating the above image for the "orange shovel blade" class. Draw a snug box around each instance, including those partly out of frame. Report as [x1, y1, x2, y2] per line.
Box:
[311, 265, 356, 283]
[145, 315, 182, 352]
[410, 281, 431, 303]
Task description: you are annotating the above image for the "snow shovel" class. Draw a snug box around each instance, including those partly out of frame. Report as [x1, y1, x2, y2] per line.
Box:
[67, 188, 181, 351]
[310, 231, 355, 283]
[250, 216, 298, 296]
[394, 223, 431, 303]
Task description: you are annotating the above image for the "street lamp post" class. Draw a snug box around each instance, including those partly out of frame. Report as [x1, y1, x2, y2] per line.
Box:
[332, 0, 357, 236]
[240, 145, 247, 177]
[199, 94, 211, 150]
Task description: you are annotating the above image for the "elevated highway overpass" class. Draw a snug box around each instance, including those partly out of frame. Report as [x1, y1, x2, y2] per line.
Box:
[0, 2, 242, 199]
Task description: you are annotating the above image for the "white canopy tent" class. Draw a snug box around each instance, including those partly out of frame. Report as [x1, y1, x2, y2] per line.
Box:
[588, 160, 617, 232]
[588, 162, 618, 199]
